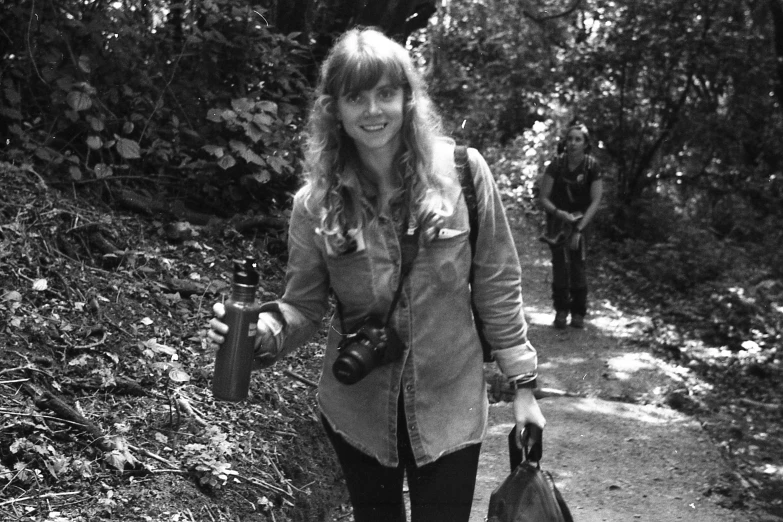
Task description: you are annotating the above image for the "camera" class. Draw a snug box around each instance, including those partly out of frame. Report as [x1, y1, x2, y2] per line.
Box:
[333, 316, 406, 385]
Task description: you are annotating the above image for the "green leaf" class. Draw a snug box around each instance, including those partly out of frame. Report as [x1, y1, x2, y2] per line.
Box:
[94, 163, 113, 178]
[78, 55, 91, 73]
[0, 107, 22, 120]
[203, 145, 225, 158]
[256, 100, 278, 114]
[86, 135, 103, 150]
[218, 154, 236, 170]
[169, 369, 190, 383]
[116, 137, 141, 159]
[240, 147, 264, 166]
[206, 109, 223, 123]
[88, 116, 105, 132]
[66, 91, 92, 111]
[4, 86, 21, 105]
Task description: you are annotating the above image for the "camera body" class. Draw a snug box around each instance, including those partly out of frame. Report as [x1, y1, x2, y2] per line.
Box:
[333, 316, 406, 385]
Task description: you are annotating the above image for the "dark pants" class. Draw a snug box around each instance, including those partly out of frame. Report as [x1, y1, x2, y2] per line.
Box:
[550, 237, 588, 317]
[322, 398, 481, 522]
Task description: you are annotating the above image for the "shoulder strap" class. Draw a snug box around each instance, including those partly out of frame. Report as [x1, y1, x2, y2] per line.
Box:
[455, 145, 478, 260]
[454, 145, 493, 362]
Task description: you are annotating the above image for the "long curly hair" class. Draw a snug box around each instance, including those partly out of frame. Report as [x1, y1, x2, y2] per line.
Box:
[301, 27, 452, 236]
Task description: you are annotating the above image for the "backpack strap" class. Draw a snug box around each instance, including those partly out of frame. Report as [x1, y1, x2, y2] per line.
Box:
[455, 146, 479, 259]
[454, 146, 493, 362]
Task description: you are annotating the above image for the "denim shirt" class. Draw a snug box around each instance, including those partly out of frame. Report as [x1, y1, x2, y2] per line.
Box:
[268, 143, 537, 467]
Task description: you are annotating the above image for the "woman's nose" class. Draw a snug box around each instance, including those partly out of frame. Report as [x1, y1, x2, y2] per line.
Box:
[365, 96, 381, 115]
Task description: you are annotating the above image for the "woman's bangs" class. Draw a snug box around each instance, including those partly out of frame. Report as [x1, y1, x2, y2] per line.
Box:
[339, 53, 405, 96]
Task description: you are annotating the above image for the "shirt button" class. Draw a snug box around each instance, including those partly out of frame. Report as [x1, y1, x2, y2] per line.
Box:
[409, 424, 416, 431]
[406, 385, 413, 392]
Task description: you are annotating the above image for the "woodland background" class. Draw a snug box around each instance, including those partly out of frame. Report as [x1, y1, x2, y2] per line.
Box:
[1, 0, 782, 520]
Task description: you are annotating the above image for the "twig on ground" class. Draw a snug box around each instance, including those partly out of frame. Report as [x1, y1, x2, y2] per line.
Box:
[738, 398, 782, 412]
[175, 393, 208, 426]
[20, 382, 115, 452]
[283, 369, 318, 388]
[236, 474, 295, 500]
[127, 443, 178, 467]
[0, 491, 80, 508]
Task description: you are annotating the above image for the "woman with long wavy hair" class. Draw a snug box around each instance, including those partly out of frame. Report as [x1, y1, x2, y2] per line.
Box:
[209, 27, 545, 522]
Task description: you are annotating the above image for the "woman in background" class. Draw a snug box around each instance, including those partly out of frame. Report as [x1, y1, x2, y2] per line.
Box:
[539, 123, 604, 329]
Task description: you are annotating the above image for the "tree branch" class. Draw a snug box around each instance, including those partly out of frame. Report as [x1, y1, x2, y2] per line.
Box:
[523, 0, 582, 23]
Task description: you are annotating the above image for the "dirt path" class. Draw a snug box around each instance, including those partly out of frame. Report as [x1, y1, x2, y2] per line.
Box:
[467, 213, 759, 522]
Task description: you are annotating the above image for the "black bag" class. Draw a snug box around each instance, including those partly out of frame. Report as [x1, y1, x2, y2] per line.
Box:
[487, 424, 573, 522]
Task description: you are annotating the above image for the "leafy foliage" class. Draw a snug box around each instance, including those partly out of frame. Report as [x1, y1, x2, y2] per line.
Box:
[1, 0, 308, 214]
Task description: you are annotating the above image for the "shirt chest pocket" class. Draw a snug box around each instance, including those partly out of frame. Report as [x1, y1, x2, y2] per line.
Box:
[421, 228, 470, 287]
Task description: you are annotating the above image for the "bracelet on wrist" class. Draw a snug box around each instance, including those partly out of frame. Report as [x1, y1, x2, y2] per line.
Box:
[509, 373, 538, 390]
[511, 377, 537, 390]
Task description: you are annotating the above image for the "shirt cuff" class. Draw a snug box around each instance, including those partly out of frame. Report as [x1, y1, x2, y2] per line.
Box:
[493, 340, 538, 381]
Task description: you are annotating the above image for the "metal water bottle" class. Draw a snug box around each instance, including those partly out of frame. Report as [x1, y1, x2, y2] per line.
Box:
[212, 258, 262, 402]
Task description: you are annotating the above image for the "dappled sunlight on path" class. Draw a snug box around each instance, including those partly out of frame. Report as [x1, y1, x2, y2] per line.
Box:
[468, 214, 759, 521]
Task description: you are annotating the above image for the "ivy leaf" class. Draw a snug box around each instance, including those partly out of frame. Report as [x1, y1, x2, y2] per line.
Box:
[240, 147, 264, 166]
[116, 137, 141, 159]
[94, 163, 113, 178]
[4, 86, 21, 105]
[66, 91, 92, 111]
[266, 155, 289, 174]
[169, 369, 190, 383]
[206, 108, 223, 123]
[218, 154, 236, 170]
[86, 135, 103, 150]
[88, 116, 105, 132]
[256, 100, 278, 115]
[78, 55, 91, 73]
[203, 145, 225, 158]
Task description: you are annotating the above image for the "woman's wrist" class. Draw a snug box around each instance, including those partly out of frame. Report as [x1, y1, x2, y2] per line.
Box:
[509, 372, 537, 390]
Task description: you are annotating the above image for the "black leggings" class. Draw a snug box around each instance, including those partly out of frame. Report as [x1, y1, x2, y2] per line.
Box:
[322, 401, 481, 522]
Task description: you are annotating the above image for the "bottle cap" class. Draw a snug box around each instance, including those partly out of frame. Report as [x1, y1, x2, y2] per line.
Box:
[233, 257, 259, 286]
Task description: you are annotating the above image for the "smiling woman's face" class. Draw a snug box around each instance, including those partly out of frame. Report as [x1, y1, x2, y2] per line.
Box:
[337, 74, 405, 157]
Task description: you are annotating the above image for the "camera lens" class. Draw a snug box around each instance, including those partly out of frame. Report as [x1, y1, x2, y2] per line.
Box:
[332, 352, 367, 385]
[333, 339, 380, 385]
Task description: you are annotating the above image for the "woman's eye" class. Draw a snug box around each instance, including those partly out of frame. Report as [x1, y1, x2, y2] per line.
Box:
[344, 93, 362, 104]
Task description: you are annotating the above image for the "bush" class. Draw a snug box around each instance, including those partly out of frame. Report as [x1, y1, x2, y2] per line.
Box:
[1, 0, 310, 214]
[602, 196, 726, 291]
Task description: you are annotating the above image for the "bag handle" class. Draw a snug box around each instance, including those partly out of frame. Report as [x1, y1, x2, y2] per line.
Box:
[507, 423, 543, 471]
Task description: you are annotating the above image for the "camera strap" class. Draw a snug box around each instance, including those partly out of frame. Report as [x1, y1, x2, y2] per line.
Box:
[334, 218, 420, 333]
[384, 220, 420, 324]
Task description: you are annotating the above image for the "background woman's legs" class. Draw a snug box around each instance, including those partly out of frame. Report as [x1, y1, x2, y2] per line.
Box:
[550, 244, 571, 327]
[569, 236, 588, 326]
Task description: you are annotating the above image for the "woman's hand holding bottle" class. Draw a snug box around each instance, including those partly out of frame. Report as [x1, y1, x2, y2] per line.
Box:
[208, 303, 281, 369]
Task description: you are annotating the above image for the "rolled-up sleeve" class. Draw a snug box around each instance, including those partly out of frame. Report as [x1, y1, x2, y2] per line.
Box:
[267, 190, 331, 357]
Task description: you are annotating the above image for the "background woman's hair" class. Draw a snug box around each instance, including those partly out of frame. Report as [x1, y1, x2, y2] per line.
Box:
[300, 27, 452, 236]
[558, 123, 592, 154]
